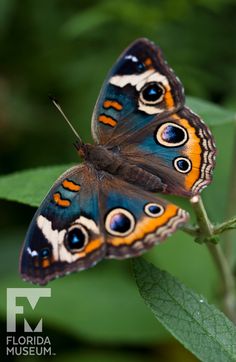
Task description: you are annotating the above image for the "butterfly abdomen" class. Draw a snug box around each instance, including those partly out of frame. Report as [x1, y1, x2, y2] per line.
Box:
[83, 143, 166, 192]
[118, 163, 166, 192]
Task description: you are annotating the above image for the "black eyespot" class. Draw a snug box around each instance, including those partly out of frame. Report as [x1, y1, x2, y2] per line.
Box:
[144, 203, 164, 217]
[117, 56, 145, 75]
[173, 157, 192, 173]
[66, 226, 88, 252]
[105, 208, 135, 236]
[155, 122, 188, 147]
[40, 248, 50, 259]
[141, 82, 164, 104]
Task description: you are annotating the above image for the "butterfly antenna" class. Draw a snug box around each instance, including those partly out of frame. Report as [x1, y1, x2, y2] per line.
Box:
[50, 97, 83, 148]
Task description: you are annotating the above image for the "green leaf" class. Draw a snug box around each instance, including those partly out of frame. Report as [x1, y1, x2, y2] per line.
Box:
[186, 96, 236, 126]
[0, 164, 73, 206]
[133, 258, 236, 362]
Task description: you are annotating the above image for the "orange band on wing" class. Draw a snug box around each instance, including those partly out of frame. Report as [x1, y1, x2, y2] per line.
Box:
[85, 238, 103, 253]
[62, 179, 81, 192]
[53, 192, 71, 207]
[164, 90, 174, 109]
[103, 100, 123, 111]
[74, 238, 103, 258]
[173, 116, 201, 190]
[98, 115, 117, 127]
[108, 204, 178, 246]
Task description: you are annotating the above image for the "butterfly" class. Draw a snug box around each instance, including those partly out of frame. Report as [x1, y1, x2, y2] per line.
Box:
[20, 38, 216, 285]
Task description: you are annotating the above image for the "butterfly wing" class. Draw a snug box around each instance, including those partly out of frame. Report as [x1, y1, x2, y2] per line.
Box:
[91, 38, 184, 145]
[118, 107, 216, 196]
[98, 173, 189, 258]
[20, 164, 188, 285]
[91, 37, 216, 196]
[20, 164, 106, 285]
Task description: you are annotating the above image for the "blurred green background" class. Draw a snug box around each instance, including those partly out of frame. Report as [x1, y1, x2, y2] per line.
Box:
[0, 0, 236, 361]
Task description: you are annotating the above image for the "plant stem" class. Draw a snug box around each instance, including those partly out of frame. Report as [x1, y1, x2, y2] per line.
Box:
[191, 195, 213, 236]
[190, 195, 236, 323]
[207, 243, 236, 323]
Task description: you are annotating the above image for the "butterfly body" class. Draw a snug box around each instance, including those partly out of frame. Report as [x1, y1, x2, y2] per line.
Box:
[20, 38, 216, 285]
[81, 143, 166, 192]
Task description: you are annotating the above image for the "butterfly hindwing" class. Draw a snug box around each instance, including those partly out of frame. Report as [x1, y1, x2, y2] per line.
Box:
[118, 107, 216, 196]
[20, 164, 106, 285]
[98, 174, 189, 258]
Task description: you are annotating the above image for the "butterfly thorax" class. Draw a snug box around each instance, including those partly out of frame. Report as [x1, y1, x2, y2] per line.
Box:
[81, 143, 166, 193]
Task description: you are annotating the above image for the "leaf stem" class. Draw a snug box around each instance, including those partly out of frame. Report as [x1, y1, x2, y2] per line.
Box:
[214, 217, 236, 235]
[190, 195, 236, 323]
[182, 224, 198, 236]
[183, 216, 236, 237]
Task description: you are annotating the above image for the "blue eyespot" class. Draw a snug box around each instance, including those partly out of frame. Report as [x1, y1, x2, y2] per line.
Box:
[141, 82, 164, 103]
[155, 122, 188, 147]
[148, 205, 161, 214]
[177, 159, 188, 170]
[136, 62, 145, 72]
[66, 226, 88, 251]
[105, 208, 135, 236]
[110, 213, 131, 233]
[173, 157, 192, 173]
[162, 125, 185, 143]
[144, 203, 164, 217]
[40, 248, 50, 259]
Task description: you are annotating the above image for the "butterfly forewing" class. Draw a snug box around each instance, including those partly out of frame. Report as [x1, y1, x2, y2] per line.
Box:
[20, 164, 106, 285]
[91, 38, 185, 145]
